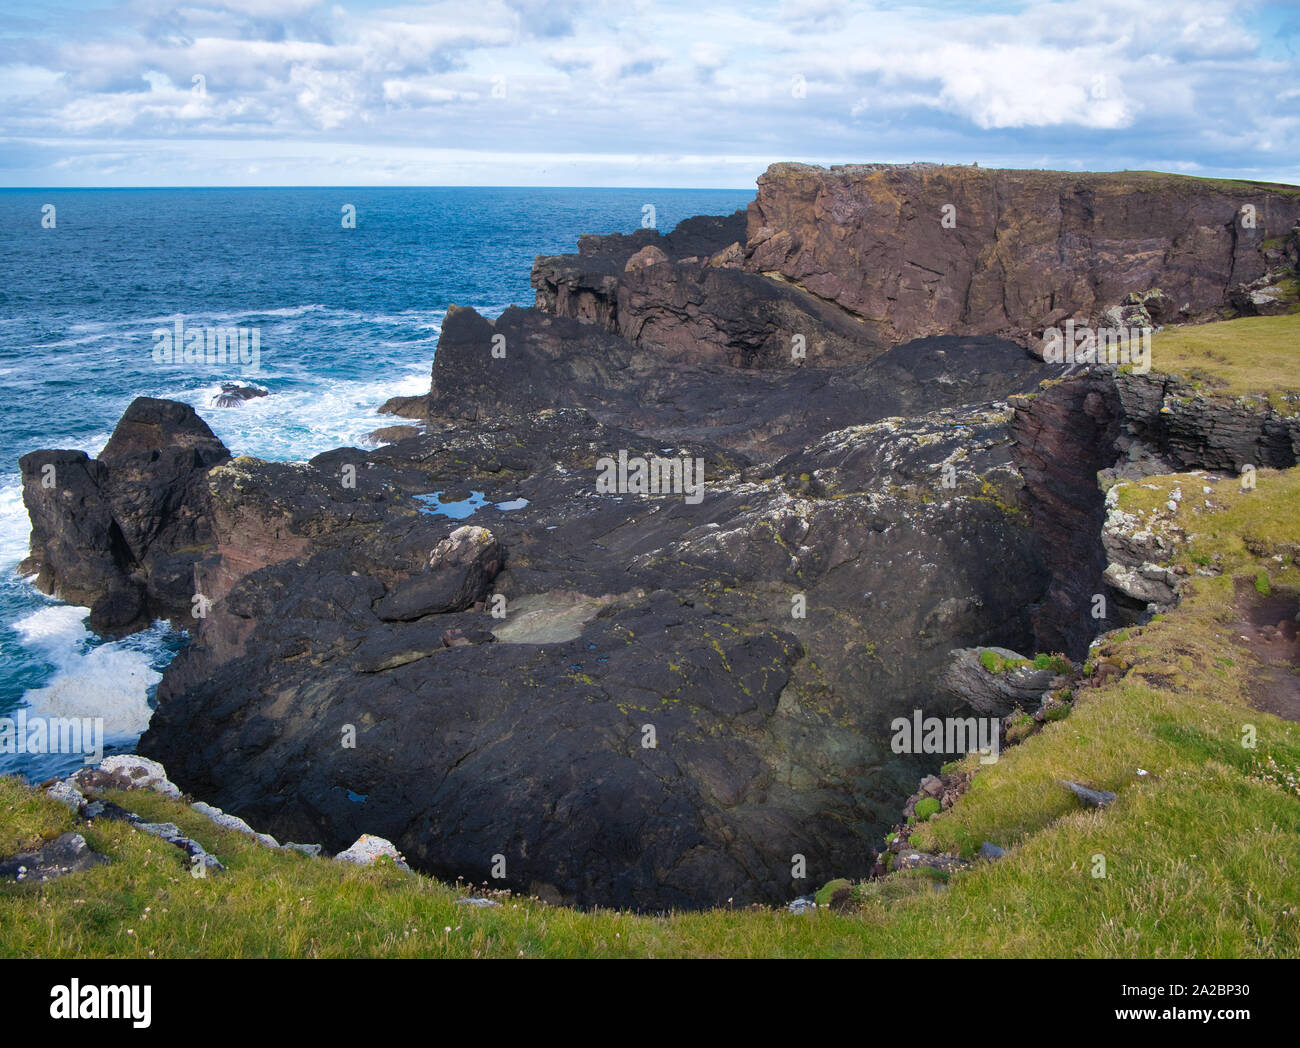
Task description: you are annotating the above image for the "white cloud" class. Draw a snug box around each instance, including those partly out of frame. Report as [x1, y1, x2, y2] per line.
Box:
[0, 0, 1294, 186]
[382, 78, 471, 106]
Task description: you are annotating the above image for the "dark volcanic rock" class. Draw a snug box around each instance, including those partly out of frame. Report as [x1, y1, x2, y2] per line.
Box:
[419, 301, 1051, 459]
[366, 424, 422, 444]
[212, 383, 269, 408]
[130, 395, 1052, 910]
[374, 525, 502, 620]
[1061, 780, 1117, 809]
[20, 397, 230, 628]
[1112, 371, 1300, 472]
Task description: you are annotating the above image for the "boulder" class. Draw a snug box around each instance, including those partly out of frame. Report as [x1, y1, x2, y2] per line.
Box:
[374, 526, 502, 621]
[1061, 780, 1117, 809]
[939, 647, 1057, 717]
[212, 383, 269, 408]
[0, 833, 107, 882]
[624, 244, 668, 272]
[89, 755, 184, 798]
[334, 834, 411, 871]
[366, 424, 421, 445]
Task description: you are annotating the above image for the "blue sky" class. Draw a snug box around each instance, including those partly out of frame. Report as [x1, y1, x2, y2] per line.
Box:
[1, 0, 1296, 187]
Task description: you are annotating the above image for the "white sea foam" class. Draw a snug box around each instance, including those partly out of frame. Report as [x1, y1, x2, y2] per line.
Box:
[0, 478, 32, 571]
[68, 304, 333, 332]
[166, 363, 432, 461]
[30, 332, 119, 349]
[13, 606, 173, 739]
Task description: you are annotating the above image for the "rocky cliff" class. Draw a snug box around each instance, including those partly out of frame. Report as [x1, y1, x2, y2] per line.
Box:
[746, 163, 1300, 344]
[18, 163, 1300, 910]
[533, 163, 1300, 365]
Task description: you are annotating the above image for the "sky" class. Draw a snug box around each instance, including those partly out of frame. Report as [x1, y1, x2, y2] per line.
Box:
[0, 0, 1296, 188]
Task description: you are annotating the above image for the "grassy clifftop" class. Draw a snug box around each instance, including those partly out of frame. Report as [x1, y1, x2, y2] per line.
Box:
[1151, 314, 1300, 411]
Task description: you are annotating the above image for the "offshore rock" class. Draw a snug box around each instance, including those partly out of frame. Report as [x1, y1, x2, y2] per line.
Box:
[19, 397, 230, 631]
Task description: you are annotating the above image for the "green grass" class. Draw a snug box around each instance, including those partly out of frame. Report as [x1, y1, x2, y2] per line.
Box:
[1150, 314, 1300, 413]
[978, 649, 1071, 674]
[913, 798, 941, 821]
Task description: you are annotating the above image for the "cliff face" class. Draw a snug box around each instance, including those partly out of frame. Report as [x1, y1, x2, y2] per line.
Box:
[746, 163, 1300, 344]
[1009, 369, 1300, 657]
[1008, 376, 1127, 655]
[533, 164, 1300, 368]
[531, 210, 889, 368]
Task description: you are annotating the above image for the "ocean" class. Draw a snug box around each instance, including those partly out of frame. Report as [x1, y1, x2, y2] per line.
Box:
[0, 186, 754, 782]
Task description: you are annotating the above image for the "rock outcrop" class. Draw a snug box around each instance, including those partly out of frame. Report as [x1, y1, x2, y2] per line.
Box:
[0, 832, 107, 883]
[1011, 367, 1300, 649]
[18, 162, 1300, 911]
[531, 208, 891, 368]
[404, 300, 1048, 460]
[19, 397, 230, 633]
[1111, 370, 1300, 472]
[938, 647, 1059, 717]
[124, 397, 1049, 910]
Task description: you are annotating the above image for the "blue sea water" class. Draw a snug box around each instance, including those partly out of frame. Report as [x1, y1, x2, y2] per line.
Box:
[0, 186, 754, 781]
